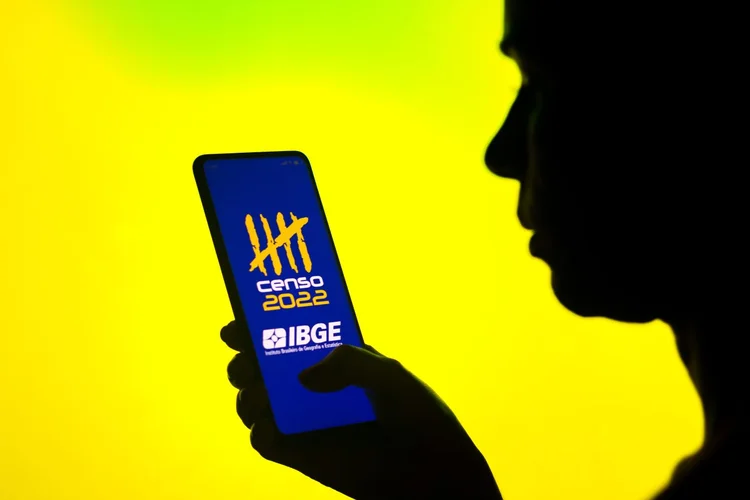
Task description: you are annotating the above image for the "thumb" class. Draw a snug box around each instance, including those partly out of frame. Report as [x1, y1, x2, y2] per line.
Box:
[298, 344, 401, 393]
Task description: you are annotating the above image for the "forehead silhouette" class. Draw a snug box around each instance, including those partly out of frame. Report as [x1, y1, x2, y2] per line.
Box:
[501, 0, 713, 66]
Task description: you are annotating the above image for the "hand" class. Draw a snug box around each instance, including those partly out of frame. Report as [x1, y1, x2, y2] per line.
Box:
[221, 320, 502, 500]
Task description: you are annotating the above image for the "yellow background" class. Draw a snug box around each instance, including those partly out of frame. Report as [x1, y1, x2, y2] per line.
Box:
[1, 1, 702, 499]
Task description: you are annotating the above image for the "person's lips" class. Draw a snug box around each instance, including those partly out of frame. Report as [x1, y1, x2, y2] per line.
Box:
[529, 232, 550, 258]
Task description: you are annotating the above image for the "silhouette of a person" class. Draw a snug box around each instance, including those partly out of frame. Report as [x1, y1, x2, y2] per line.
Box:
[221, 0, 745, 497]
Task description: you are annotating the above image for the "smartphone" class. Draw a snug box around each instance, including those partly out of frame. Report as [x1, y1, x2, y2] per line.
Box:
[193, 151, 377, 437]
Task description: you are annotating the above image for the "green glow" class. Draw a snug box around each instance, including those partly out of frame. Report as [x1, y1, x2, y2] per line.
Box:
[75, 1, 444, 77]
[69, 0, 511, 126]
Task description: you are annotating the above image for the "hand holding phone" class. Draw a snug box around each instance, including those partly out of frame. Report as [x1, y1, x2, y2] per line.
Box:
[195, 151, 501, 498]
[222, 320, 503, 500]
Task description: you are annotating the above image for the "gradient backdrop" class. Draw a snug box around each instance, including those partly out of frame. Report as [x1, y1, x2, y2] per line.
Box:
[1, 1, 703, 499]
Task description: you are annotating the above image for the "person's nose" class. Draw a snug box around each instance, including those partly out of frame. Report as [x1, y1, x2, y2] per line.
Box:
[484, 91, 529, 181]
[485, 91, 534, 230]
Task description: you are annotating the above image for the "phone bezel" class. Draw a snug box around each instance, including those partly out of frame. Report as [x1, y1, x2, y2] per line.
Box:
[193, 150, 378, 442]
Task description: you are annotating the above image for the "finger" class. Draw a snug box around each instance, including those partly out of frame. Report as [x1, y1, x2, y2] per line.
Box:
[220, 320, 252, 352]
[249, 414, 285, 463]
[227, 352, 256, 389]
[236, 383, 269, 430]
[298, 344, 403, 393]
[363, 344, 383, 356]
[250, 415, 341, 476]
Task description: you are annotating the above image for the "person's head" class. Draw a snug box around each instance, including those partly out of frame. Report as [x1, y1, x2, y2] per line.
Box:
[485, 0, 737, 324]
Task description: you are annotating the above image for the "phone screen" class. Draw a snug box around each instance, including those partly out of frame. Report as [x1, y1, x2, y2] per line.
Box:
[199, 153, 376, 435]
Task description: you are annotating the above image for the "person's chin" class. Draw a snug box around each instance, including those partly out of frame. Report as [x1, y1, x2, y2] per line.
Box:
[549, 269, 659, 323]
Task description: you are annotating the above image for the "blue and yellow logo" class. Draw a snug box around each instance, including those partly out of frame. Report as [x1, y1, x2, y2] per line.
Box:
[245, 212, 312, 276]
[245, 212, 329, 311]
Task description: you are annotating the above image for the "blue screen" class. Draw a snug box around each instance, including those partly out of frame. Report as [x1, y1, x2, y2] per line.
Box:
[202, 154, 376, 435]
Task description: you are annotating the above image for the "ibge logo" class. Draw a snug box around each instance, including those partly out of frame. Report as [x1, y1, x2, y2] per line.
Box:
[262, 322, 342, 354]
[245, 211, 341, 355]
[263, 328, 287, 349]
